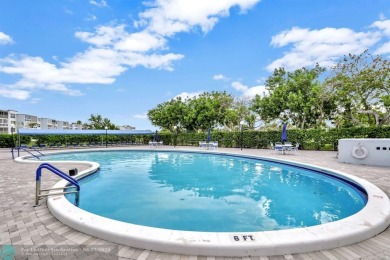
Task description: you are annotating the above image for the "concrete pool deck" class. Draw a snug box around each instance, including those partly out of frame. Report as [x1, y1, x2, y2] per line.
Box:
[1, 146, 390, 259]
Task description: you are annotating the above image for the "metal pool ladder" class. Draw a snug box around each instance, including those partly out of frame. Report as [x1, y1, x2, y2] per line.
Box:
[35, 163, 80, 207]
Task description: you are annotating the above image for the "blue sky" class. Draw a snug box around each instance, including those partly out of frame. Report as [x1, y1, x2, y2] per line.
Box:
[1, 0, 390, 130]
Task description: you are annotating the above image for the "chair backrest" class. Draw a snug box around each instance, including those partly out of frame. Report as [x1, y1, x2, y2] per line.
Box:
[274, 144, 283, 150]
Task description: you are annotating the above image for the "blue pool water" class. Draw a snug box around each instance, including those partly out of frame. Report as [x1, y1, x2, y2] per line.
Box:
[43, 151, 367, 232]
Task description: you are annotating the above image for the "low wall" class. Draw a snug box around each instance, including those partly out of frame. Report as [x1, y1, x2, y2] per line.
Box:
[338, 139, 390, 167]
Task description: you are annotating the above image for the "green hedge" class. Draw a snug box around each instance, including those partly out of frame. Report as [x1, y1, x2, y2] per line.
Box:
[0, 134, 31, 148]
[159, 126, 390, 151]
[1, 126, 389, 150]
[33, 134, 151, 146]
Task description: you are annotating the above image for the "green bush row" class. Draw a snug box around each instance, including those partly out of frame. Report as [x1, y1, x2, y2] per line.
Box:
[1, 126, 389, 150]
[159, 126, 390, 151]
[32, 134, 151, 146]
[0, 134, 31, 148]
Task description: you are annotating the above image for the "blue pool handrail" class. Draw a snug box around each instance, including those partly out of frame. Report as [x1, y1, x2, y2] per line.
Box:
[35, 163, 80, 206]
[11, 146, 45, 159]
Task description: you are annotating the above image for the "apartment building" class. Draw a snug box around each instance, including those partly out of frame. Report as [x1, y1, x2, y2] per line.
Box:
[40, 118, 58, 129]
[70, 123, 83, 130]
[1, 108, 136, 134]
[0, 109, 72, 134]
[119, 125, 136, 130]
[0, 109, 17, 134]
[16, 114, 39, 130]
[58, 121, 70, 130]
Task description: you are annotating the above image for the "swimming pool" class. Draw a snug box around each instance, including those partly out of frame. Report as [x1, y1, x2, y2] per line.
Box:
[17, 148, 390, 256]
[43, 150, 367, 232]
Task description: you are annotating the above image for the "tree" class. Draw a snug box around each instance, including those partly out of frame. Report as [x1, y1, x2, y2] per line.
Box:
[183, 91, 235, 131]
[326, 50, 390, 127]
[88, 114, 118, 129]
[147, 97, 187, 131]
[250, 65, 335, 129]
[148, 91, 236, 131]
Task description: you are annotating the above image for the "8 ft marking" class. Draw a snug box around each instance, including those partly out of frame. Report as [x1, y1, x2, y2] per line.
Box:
[232, 235, 255, 242]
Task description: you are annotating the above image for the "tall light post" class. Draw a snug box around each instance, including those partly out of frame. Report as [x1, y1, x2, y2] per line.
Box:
[10, 123, 15, 148]
[173, 125, 178, 147]
[240, 120, 245, 150]
[105, 126, 108, 148]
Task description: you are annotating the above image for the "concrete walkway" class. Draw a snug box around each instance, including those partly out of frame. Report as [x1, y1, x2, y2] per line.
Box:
[0, 146, 389, 259]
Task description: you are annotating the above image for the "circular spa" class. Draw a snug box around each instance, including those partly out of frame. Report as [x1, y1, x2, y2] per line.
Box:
[25, 150, 390, 256]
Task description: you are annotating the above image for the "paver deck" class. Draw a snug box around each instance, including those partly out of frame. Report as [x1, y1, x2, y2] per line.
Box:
[0, 146, 389, 259]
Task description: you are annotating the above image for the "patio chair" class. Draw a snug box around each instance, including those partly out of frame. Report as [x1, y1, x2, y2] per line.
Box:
[199, 141, 207, 148]
[270, 142, 274, 150]
[209, 141, 218, 149]
[291, 143, 299, 154]
[284, 142, 293, 153]
[274, 142, 284, 154]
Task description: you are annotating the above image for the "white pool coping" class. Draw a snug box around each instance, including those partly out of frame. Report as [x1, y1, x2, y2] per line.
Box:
[16, 149, 390, 257]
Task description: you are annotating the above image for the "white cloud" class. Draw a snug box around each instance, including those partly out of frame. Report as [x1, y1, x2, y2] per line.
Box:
[85, 14, 97, 21]
[134, 113, 148, 119]
[75, 25, 126, 47]
[115, 31, 167, 52]
[0, 86, 30, 100]
[120, 52, 184, 71]
[136, 0, 261, 36]
[0, 26, 183, 99]
[213, 74, 227, 80]
[0, 1, 260, 100]
[29, 98, 41, 104]
[76, 26, 168, 53]
[0, 32, 13, 45]
[372, 19, 390, 36]
[372, 20, 390, 56]
[89, 0, 107, 8]
[375, 42, 390, 55]
[231, 81, 266, 99]
[64, 8, 74, 15]
[267, 25, 382, 71]
[174, 91, 203, 100]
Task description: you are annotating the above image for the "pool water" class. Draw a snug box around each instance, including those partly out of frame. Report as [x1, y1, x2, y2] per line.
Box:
[43, 151, 367, 232]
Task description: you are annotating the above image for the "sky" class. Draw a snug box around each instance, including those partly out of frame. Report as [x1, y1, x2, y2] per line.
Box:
[1, 0, 390, 130]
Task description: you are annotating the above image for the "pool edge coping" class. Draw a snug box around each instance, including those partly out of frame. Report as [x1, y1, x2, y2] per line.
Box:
[16, 148, 390, 257]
